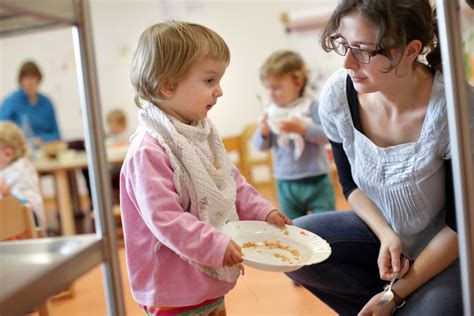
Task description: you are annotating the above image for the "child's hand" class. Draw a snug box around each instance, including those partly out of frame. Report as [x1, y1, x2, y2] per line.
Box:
[0, 180, 11, 197]
[259, 113, 271, 138]
[279, 117, 307, 136]
[265, 209, 292, 228]
[223, 240, 243, 267]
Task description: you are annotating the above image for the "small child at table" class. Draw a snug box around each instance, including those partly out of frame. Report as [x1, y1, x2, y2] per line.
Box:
[0, 121, 45, 228]
[105, 108, 128, 203]
[105, 108, 128, 147]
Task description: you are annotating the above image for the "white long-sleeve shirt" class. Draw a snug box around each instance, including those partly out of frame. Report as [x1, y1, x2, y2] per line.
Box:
[0, 157, 45, 228]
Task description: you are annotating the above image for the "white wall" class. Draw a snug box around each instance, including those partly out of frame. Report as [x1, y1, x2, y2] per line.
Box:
[0, 0, 340, 139]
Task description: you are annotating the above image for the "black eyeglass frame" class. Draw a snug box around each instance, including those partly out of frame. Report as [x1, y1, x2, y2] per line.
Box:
[329, 36, 385, 64]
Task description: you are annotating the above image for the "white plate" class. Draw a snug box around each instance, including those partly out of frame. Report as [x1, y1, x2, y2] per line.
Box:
[221, 221, 331, 272]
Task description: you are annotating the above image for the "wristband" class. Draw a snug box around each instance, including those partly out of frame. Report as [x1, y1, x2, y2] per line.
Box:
[391, 288, 406, 308]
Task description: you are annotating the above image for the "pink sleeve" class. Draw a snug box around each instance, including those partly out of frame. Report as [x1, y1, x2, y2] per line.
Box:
[232, 167, 275, 221]
[121, 141, 230, 267]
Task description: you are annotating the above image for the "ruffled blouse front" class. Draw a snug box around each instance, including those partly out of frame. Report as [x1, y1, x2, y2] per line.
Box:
[319, 69, 452, 259]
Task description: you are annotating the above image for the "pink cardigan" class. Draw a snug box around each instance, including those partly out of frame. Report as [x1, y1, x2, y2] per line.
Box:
[120, 129, 275, 307]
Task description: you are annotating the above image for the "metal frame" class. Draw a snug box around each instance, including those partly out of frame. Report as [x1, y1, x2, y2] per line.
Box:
[0, 0, 125, 314]
[72, 1, 125, 314]
[2, 0, 472, 314]
[437, 1, 474, 315]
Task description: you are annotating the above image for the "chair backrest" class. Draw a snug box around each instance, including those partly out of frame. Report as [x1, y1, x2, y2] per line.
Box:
[0, 196, 37, 240]
[240, 123, 274, 187]
[222, 135, 244, 173]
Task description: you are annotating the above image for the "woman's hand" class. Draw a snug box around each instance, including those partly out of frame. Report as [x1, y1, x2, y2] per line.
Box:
[265, 209, 292, 228]
[223, 240, 243, 267]
[378, 232, 409, 280]
[358, 292, 397, 316]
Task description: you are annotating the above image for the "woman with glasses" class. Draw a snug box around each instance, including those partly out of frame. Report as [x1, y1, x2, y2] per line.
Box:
[286, 0, 473, 315]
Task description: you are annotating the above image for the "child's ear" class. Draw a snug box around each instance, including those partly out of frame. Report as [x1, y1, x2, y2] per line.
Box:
[293, 76, 304, 90]
[160, 80, 176, 98]
[3, 147, 15, 160]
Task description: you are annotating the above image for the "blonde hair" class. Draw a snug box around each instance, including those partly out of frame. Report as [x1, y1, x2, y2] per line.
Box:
[106, 109, 127, 127]
[130, 20, 230, 107]
[0, 121, 28, 160]
[259, 50, 309, 94]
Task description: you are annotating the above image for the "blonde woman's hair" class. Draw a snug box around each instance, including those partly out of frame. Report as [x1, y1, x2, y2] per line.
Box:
[0, 121, 28, 160]
[130, 20, 230, 107]
[106, 109, 127, 126]
[259, 50, 310, 95]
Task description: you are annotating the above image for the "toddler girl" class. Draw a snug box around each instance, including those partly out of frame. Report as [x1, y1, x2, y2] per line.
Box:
[121, 21, 291, 315]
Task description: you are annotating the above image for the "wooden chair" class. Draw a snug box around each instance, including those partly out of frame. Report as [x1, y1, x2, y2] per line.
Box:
[222, 135, 244, 173]
[0, 196, 52, 315]
[113, 204, 124, 247]
[89, 204, 124, 247]
[240, 123, 275, 188]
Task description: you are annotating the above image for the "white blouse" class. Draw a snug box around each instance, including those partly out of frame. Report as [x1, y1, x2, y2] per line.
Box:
[319, 69, 472, 259]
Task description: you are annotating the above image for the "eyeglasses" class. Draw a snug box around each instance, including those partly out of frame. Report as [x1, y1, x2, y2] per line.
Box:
[329, 36, 384, 64]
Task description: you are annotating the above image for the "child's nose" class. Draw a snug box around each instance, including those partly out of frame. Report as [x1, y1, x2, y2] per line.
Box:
[214, 85, 223, 97]
[270, 91, 277, 100]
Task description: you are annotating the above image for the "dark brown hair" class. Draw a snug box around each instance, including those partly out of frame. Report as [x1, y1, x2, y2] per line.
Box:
[18, 61, 42, 84]
[320, 0, 441, 71]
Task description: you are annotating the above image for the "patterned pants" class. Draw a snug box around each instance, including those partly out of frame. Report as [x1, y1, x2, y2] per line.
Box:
[141, 296, 226, 316]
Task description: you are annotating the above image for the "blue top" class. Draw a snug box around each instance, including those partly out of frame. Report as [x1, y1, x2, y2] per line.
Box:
[0, 89, 61, 142]
[252, 99, 330, 180]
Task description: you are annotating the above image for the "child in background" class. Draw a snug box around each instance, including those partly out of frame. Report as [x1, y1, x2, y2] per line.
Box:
[0, 121, 45, 229]
[122, 21, 291, 315]
[105, 108, 128, 147]
[252, 50, 335, 220]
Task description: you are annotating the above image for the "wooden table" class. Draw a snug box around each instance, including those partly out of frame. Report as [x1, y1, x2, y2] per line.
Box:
[34, 146, 128, 236]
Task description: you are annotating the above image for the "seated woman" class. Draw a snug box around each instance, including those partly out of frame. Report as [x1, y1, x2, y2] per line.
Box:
[1, 61, 92, 214]
[286, 1, 474, 315]
[0, 60, 61, 145]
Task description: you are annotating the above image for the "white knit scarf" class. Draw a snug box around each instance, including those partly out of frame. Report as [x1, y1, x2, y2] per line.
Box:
[138, 102, 242, 282]
[266, 95, 313, 159]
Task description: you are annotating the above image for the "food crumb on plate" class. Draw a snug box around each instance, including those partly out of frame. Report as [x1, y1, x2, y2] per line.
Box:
[242, 241, 258, 248]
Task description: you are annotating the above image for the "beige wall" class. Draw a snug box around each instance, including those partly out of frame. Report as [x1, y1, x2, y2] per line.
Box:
[0, 0, 338, 140]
